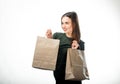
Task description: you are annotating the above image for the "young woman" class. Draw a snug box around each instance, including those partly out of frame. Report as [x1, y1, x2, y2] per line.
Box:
[46, 11, 84, 84]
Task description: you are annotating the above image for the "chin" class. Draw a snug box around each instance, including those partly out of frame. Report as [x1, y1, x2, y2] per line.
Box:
[64, 31, 67, 33]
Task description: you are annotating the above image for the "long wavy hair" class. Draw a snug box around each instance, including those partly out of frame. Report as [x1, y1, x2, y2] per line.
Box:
[61, 11, 81, 42]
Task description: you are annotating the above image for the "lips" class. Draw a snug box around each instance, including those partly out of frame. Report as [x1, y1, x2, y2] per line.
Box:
[63, 28, 67, 32]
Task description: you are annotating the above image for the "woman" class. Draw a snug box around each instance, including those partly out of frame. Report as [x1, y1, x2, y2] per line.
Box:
[46, 11, 84, 84]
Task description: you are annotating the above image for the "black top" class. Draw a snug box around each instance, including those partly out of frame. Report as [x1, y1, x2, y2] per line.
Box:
[53, 32, 85, 81]
[53, 32, 85, 65]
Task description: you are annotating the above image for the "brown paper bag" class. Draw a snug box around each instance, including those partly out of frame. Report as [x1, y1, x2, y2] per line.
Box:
[32, 36, 60, 70]
[65, 48, 89, 80]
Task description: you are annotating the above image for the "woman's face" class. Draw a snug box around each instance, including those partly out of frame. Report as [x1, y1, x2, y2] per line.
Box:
[61, 16, 73, 35]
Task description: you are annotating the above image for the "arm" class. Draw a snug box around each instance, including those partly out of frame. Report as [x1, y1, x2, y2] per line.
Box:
[79, 40, 85, 50]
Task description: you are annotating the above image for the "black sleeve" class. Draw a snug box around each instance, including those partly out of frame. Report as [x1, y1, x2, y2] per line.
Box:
[79, 40, 85, 50]
[52, 32, 57, 39]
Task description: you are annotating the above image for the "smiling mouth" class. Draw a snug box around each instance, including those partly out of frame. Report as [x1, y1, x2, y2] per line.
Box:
[63, 29, 67, 31]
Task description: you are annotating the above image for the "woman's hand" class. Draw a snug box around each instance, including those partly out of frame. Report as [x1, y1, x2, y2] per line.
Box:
[72, 40, 79, 49]
[46, 29, 52, 38]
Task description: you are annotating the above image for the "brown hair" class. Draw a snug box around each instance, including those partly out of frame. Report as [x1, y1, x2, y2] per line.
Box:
[61, 11, 81, 42]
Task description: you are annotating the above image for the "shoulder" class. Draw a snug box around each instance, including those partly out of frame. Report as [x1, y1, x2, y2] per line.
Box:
[53, 32, 65, 39]
[79, 40, 85, 50]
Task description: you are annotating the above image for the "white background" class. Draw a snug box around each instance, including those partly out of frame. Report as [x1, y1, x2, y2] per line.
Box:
[0, 0, 120, 84]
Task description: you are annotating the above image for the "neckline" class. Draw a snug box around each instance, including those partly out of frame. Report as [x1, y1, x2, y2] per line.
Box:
[64, 33, 73, 39]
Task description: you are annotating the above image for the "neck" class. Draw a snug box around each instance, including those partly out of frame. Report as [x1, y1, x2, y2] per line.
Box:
[66, 33, 72, 38]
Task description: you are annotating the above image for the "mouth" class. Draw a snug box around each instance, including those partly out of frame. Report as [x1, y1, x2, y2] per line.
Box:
[63, 28, 67, 32]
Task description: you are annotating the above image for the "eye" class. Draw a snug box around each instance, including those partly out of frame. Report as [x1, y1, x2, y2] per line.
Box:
[65, 22, 69, 24]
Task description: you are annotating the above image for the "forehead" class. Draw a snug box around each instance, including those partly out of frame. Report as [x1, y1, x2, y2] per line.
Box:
[61, 16, 72, 22]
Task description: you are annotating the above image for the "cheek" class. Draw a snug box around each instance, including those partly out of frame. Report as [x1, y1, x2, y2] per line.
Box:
[61, 25, 64, 29]
[68, 25, 73, 32]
